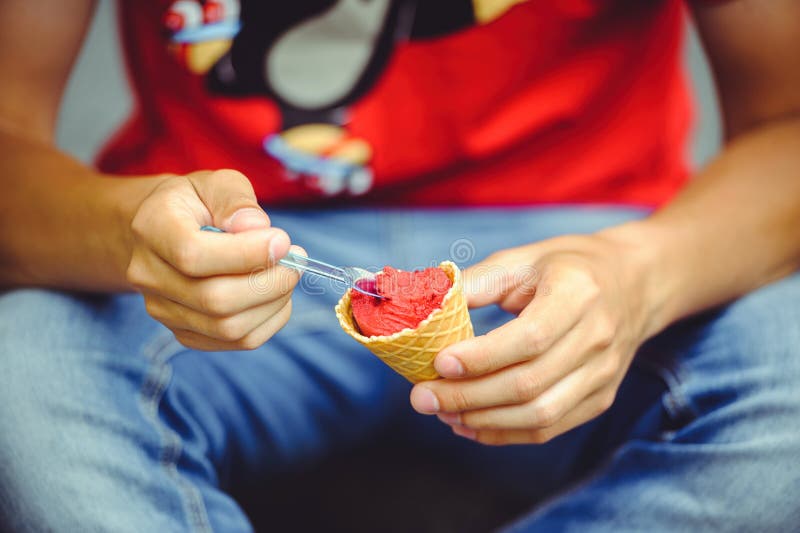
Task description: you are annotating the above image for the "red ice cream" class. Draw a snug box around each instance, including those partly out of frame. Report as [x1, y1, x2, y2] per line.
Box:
[350, 266, 453, 337]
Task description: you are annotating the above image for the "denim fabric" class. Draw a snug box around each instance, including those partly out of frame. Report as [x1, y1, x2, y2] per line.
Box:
[1, 207, 798, 531]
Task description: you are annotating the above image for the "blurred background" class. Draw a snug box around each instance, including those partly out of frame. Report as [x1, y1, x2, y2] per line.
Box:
[56, 2, 722, 168]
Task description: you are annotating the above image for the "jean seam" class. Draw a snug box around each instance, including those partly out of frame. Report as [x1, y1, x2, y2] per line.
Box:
[139, 331, 213, 533]
[633, 354, 698, 428]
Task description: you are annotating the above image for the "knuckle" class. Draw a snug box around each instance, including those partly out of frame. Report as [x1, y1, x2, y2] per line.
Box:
[197, 284, 232, 316]
[459, 411, 485, 429]
[528, 428, 554, 444]
[580, 283, 602, 310]
[463, 341, 491, 374]
[582, 272, 602, 299]
[235, 335, 263, 351]
[143, 297, 164, 320]
[130, 213, 148, 241]
[511, 371, 543, 402]
[174, 336, 193, 349]
[173, 241, 202, 276]
[213, 316, 247, 343]
[211, 169, 252, 190]
[593, 314, 618, 349]
[531, 402, 560, 427]
[126, 260, 149, 290]
[235, 301, 292, 350]
[173, 331, 201, 350]
[597, 355, 620, 383]
[556, 264, 600, 298]
[211, 168, 244, 181]
[522, 323, 551, 355]
[447, 387, 473, 412]
[597, 390, 617, 414]
[131, 179, 181, 238]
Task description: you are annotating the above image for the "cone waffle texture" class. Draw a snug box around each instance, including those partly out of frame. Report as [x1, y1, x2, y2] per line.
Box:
[335, 261, 474, 383]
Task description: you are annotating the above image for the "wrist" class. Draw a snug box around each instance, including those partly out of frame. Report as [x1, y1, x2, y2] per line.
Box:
[94, 174, 171, 288]
[598, 219, 678, 341]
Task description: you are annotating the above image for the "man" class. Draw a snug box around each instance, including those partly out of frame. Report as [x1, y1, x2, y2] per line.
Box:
[1, 0, 798, 531]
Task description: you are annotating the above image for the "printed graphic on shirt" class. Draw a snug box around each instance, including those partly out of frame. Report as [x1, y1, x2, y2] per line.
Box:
[162, 0, 528, 196]
[163, 0, 241, 74]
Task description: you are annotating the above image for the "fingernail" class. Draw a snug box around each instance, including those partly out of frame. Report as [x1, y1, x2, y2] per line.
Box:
[451, 424, 477, 440]
[228, 208, 269, 232]
[437, 412, 461, 425]
[267, 231, 287, 264]
[436, 354, 464, 378]
[411, 386, 440, 414]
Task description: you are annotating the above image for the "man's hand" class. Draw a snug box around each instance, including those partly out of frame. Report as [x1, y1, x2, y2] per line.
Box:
[410, 232, 656, 445]
[127, 169, 300, 351]
[408, 0, 800, 446]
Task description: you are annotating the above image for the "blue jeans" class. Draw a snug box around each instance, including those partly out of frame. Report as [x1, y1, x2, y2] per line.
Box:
[1, 207, 799, 531]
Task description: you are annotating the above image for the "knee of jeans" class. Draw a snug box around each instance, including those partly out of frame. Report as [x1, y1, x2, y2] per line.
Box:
[0, 288, 158, 360]
[0, 290, 153, 442]
[1, 290, 102, 425]
[0, 290, 159, 528]
[2, 290, 100, 382]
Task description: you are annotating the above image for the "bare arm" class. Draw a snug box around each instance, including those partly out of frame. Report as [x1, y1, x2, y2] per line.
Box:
[0, 0, 166, 290]
[0, 1, 298, 352]
[609, 0, 800, 337]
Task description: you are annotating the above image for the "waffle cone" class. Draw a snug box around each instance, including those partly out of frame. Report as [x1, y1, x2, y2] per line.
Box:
[335, 261, 474, 383]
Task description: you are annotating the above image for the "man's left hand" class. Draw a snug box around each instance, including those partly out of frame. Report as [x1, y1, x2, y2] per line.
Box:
[410, 232, 657, 445]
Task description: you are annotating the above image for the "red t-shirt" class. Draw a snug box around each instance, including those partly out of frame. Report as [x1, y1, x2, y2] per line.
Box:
[99, 0, 692, 208]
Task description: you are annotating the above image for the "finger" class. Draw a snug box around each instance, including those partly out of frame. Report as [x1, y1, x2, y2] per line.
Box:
[434, 296, 582, 379]
[462, 250, 540, 309]
[187, 169, 268, 232]
[457, 387, 617, 446]
[132, 181, 289, 277]
[172, 299, 293, 352]
[129, 251, 300, 315]
[453, 356, 612, 430]
[145, 291, 292, 342]
[130, 175, 281, 276]
[417, 326, 597, 415]
[167, 225, 292, 277]
[463, 261, 514, 309]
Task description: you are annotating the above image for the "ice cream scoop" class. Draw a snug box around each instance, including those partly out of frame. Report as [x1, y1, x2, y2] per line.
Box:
[350, 266, 453, 337]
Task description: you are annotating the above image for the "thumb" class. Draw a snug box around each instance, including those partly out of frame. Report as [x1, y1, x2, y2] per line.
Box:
[188, 169, 270, 233]
[226, 208, 271, 233]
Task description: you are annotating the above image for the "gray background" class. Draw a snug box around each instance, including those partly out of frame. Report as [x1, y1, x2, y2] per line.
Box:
[56, 1, 722, 168]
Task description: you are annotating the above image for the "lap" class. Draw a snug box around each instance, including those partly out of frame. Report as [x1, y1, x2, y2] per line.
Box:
[5, 206, 796, 531]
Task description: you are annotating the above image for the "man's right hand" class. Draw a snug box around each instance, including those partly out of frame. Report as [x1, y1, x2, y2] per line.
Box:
[127, 169, 300, 351]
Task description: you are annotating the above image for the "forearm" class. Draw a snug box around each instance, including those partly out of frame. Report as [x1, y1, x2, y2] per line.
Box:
[0, 130, 168, 291]
[605, 116, 800, 338]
